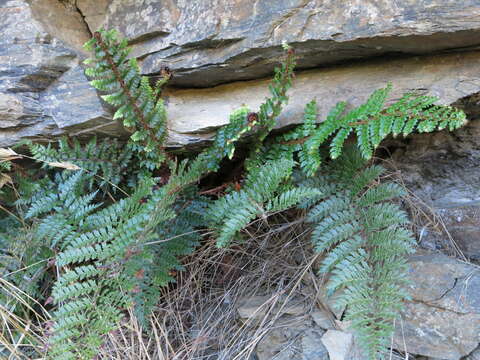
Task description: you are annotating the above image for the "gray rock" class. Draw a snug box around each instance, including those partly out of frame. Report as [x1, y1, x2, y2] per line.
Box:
[311, 310, 336, 330]
[0, 0, 125, 146]
[301, 329, 329, 360]
[98, 0, 480, 88]
[465, 347, 480, 360]
[392, 252, 480, 359]
[40, 65, 124, 137]
[3, 1, 480, 148]
[255, 315, 328, 360]
[237, 295, 306, 323]
[321, 330, 354, 360]
[390, 116, 480, 259]
[76, 0, 110, 33]
[164, 50, 480, 146]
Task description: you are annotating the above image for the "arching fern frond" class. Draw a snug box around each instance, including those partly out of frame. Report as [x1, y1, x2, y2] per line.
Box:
[259, 84, 466, 176]
[207, 159, 320, 247]
[300, 146, 416, 359]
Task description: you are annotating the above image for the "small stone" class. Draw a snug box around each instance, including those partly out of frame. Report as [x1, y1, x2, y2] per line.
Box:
[321, 330, 354, 360]
[255, 315, 310, 360]
[237, 295, 306, 322]
[301, 329, 329, 360]
[311, 310, 336, 330]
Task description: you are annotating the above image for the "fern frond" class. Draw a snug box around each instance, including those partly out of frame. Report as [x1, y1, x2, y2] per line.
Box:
[301, 146, 416, 358]
[208, 159, 318, 247]
[84, 29, 169, 170]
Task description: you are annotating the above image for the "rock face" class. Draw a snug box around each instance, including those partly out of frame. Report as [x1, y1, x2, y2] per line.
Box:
[163, 50, 480, 145]
[99, 0, 480, 88]
[0, 0, 125, 147]
[390, 117, 480, 261]
[393, 252, 480, 359]
[3, 1, 480, 145]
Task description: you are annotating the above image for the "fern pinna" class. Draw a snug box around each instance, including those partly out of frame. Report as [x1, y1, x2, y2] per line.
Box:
[298, 147, 416, 359]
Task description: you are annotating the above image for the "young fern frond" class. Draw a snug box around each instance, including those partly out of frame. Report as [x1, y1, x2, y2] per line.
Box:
[300, 146, 416, 359]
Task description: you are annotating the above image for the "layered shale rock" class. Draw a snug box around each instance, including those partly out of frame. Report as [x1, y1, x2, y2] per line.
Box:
[0, 0, 125, 147]
[3, 1, 480, 146]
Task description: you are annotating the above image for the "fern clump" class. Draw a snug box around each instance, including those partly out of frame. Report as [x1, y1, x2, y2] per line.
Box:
[300, 147, 416, 358]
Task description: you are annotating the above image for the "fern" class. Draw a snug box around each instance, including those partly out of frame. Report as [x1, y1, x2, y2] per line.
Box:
[1, 27, 469, 360]
[300, 146, 416, 359]
[26, 137, 135, 194]
[207, 159, 320, 247]
[84, 29, 170, 171]
[258, 84, 466, 176]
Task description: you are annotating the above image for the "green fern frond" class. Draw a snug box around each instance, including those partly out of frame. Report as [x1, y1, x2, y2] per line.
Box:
[84, 29, 169, 170]
[208, 159, 319, 247]
[301, 146, 416, 359]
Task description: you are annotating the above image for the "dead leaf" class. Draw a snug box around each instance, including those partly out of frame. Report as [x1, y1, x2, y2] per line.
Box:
[0, 148, 18, 158]
[0, 174, 12, 189]
[47, 161, 81, 170]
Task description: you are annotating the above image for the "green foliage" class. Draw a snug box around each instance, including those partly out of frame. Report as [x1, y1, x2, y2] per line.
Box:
[258, 84, 466, 176]
[300, 147, 416, 358]
[207, 159, 320, 247]
[84, 29, 169, 171]
[27, 137, 135, 194]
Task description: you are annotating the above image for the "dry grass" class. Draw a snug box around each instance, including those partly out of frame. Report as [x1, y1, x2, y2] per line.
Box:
[0, 277, 48, 360]
[95, 212, 321, 360]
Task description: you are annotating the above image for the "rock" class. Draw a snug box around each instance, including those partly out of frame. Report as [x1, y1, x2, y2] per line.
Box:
[97, 0, 480, 88]
[76, 0, 110, 33]
[3, 1, 480, 148]
[301, 329, 329, 360]
[311, 309, 336, 330]
[465, 347, 480, 360]
[392, 252, 480, 359]
[321, 330, 354, 360]
[164, 50, 480, 145]
[27, 0, 91, 54]
[0, 0, 125, 147]
[255, 315, 328, 360]
[390, 116, 480, 259]
[237, 295, 306, 323]
[40, 65, 124, 137]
